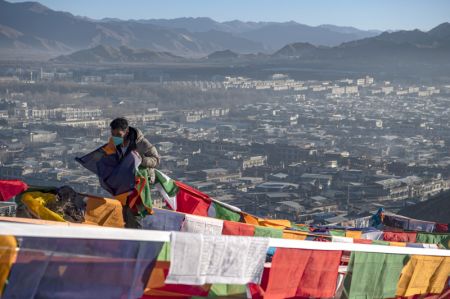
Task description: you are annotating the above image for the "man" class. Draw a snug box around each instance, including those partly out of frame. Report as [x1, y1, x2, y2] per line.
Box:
[369, 207, 384, 228]
[109, 117, 160, 183]
[109, 117, 160, 228]
[77, 117, 160, 228]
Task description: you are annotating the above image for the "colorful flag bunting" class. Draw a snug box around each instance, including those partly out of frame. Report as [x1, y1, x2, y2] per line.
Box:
[396, 255, 450, 297]
[166, 232, 269, 285]
[265, 248, 342, 299]
[254, 226, 283, 238]
[3, 237, 162, 299]
[342, 252, 408, 299]
[181, 214, 223, 235]
[83, 196, 124, 228]
[222, 220, 255, 236]
[214, 202, 241, 222]
[416, 233, 450, 249]
[0, 236, 17, 295]
[154, 170, 179, 210]
[384, 231, 418, 243]
[173, 181, 211, 216]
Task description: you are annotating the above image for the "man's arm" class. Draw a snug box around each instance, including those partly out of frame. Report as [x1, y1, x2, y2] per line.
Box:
[139, 139, 160, 168]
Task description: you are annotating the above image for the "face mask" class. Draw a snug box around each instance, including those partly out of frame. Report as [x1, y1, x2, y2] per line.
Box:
[112, 136, 124, 146]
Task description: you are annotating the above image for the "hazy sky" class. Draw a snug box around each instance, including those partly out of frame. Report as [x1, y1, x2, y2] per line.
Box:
[10, 0, 450, 31]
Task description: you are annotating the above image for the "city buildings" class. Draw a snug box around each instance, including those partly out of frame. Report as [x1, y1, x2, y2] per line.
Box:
[1, 72, 450, 224]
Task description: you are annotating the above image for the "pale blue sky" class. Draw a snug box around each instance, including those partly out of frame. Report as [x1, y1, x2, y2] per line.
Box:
[10, 0, 450, 31]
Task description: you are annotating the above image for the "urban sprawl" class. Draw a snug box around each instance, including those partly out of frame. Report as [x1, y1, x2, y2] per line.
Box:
[1, 70, 450, 225]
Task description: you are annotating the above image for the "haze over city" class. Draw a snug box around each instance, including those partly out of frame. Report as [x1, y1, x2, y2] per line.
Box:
[0, 1, 450, 298]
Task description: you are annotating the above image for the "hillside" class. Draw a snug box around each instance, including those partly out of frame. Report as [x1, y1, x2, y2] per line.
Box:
[51, 45, 184, 63]
[398, 190, 450, 223]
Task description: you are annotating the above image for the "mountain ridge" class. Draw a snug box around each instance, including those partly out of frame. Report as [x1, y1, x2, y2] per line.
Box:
[51, 21, 450, 66]
[0, 0, 383, 57]
[51, 44, 184, 63]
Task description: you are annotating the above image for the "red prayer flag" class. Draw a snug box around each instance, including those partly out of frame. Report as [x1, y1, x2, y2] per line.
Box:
[435, 223, 449, 233]
[0, 180, 28, 201]
[144, 261, 211, 297]
[248, 267, 271, 299]
[222, 220, 255, 236]
[383, 231, 417, 243]
[295, 250, 342, 298]
[354, 239, 373, 244]
[174, 181, 211, 216]
[265, 248, 342, 299]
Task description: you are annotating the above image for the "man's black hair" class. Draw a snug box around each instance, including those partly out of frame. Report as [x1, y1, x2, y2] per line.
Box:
[110, 117, 129, 130]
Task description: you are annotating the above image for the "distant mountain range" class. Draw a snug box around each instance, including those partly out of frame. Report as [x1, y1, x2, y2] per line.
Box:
[266, 23, 450, 69]
[0, 0, 381, 58]
[53, 22, 450, 67]
[140, 18, 381, 49]
[2, 0, 449, 71]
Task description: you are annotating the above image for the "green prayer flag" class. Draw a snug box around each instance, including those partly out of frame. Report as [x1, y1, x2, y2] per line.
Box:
[330, 230, 346, 237]
[291, 223, 310, 232]
[157, 242, 170, 261]
[136, 167, 152, 212]
[208, 284, 247, 297]
[214, 202, 241, 222]
[154, 169, 178, 197]
[416, 232, 450, 249]
[154, 169, 178, 210]
[342, 252, 409, 299]
[372, 240, 390, 246]
[254, 226, 283, 238]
